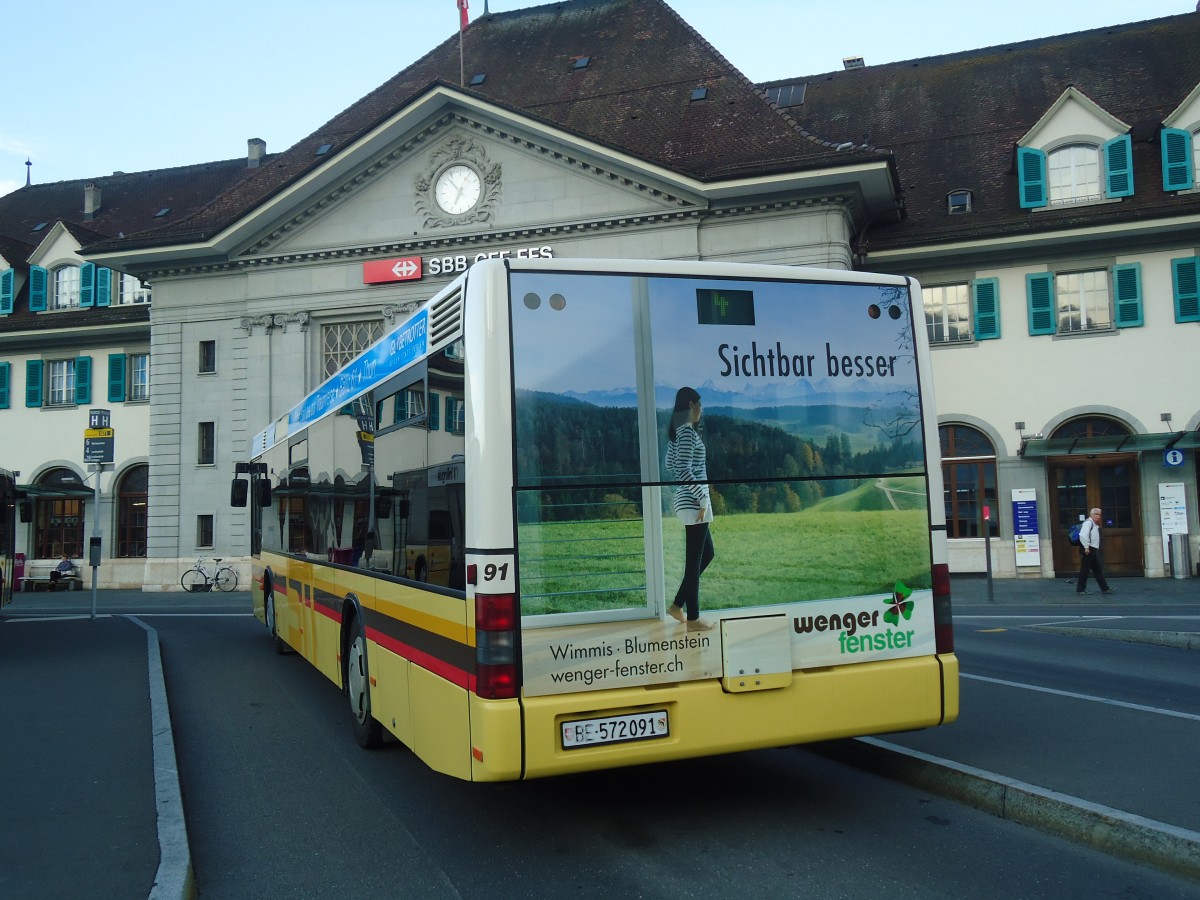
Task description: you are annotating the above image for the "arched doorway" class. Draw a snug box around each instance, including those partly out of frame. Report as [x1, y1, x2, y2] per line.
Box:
[116, 465, 148, 558]
[1046, 417, 1143, 576]
[33, 468, 86, 559]
[939, 424, 999, 539]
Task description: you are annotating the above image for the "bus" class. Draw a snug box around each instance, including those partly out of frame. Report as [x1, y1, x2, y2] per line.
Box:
[234, 258, 958, 781]
[1, 469, 15, 607]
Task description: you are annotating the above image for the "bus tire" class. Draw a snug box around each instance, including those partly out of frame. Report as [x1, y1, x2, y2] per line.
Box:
[346, 613, 384, 749]
[264, 588, 288, 655]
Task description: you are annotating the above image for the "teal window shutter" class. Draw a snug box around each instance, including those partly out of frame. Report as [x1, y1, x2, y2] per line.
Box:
[29, 266, 47, 312]
[0, 362, 9, 409]
[1111, 263, 1143, 328]
[80, 262, 96, 307]
[971, 278, 1001, 340]
[26, 360, 43, 407]
[1171, 257, 1200, 323]
[108, 353, 128, 402]
[1026, 273, 1056, 335]
[75, 356, 93, 404]
[1017, 147, 1048, 208]
[429, 391, 440, 430]
[1161, 128, 1194, 191]
[96, 267, 113, 307]
[0, 268, 13, 314]
[1104, 135, 1134, 198]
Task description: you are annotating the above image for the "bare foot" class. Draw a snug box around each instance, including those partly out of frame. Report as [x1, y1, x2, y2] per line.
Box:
[686, 618, 713, 632]
[667, 605, 686, 624]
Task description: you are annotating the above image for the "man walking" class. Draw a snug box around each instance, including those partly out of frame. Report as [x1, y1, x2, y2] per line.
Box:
[1076, 508, 1116, 595]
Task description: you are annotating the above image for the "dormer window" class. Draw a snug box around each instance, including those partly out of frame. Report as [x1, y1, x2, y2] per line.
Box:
[947, 190, 973, 214]
[1018, 136, 1133, 208]
[1048, 144, 1102, 204]
[51, 264, 81, 310]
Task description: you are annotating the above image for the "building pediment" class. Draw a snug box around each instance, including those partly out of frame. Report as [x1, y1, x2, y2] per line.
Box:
[1019, 86, 1129, 149]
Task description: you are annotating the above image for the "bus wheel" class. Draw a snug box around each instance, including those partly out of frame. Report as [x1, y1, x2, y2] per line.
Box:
[264, 590, 288, 655]
[346, 617, 383, 748]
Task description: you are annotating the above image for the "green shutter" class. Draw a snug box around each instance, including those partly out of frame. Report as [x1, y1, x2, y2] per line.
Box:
[1104, 135, 1134, 198]
[1161, 128, 1194, 191]
[80, 262, 96, 307]
[29, 266, 47, 312]
[1026, 273, 1056, 335]
[75, 356, 93, 405]
[1017, 147, 1048, 209]
[1112, 263, 1143, 327]
[971, 278, 1001, 340]
[25, 360, 43, 407]
[108, 353, 128, 402]
[0, 362, 9, 409]
[429, 391, 440, 430]
[0, 268, 13, 314]
[1171, 257, 1200, 323]
[96, 267, 112, 307]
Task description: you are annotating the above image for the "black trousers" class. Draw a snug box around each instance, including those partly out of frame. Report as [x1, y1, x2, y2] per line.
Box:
[673, 522, 715, 621]
[1076, 547, 1109, 593]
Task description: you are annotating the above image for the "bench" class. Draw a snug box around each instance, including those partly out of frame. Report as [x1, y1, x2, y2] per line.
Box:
[21, 561, 82, 592]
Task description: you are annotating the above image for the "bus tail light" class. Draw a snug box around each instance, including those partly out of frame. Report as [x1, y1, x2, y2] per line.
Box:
[475, 593, 518, 699]
[931, 563, 954, 654]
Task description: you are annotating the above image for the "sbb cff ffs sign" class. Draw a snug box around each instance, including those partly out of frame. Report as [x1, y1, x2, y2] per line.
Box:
[363, 257, 422, 284]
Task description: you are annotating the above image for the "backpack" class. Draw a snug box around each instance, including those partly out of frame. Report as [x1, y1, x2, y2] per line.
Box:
[1068, 522, 1082, 546]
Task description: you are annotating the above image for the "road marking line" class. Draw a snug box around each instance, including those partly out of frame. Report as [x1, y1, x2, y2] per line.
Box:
[962, 673, 1200, 722]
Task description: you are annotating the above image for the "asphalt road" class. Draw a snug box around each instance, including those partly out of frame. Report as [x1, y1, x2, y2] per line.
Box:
[151, 613, 1199, 898]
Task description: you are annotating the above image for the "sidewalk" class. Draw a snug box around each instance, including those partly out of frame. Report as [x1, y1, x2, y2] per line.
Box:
[0, 578, 1194, 897]
[950, 571, 1200, 609]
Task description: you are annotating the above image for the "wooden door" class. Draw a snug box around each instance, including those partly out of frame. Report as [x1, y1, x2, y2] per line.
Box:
[1048, 454, 1143, 576]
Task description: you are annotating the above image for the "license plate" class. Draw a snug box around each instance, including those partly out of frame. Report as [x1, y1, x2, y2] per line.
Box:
[561, 710, 669, 749]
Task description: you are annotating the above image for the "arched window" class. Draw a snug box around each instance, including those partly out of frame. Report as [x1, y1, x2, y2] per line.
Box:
[1048, 144, 1102, 204]
[51, 264, 81, 310]
[1050, 416, 1131, 441]
[117, 465, 148, 558]
[939, 424, 999, 538]
[34, 468, 86, 558]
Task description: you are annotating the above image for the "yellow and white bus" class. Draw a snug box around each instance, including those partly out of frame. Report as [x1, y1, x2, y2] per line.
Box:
[234, 258, 958, 781]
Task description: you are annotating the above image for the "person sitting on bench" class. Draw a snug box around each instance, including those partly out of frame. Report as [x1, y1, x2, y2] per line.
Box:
[49, 555, 75, 586]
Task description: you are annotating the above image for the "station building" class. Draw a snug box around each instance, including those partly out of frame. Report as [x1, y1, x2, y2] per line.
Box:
[0, 0, 1196, 588]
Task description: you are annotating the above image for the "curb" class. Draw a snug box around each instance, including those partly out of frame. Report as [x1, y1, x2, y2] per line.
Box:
[1023, 624, 1200, 650]
[126, 617, 196, 900]
[816, 736, 1200, 883]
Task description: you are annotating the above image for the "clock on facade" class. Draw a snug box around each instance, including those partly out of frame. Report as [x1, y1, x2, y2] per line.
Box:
[434, 164, 482, 215]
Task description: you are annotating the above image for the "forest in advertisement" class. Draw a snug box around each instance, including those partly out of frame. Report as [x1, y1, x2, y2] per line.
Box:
[514, 391, 924, 522]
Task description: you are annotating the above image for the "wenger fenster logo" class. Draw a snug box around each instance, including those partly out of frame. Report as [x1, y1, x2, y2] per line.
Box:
[791, 582, 931, 664]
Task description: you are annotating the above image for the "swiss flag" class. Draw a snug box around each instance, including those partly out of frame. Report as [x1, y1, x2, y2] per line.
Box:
[458, 0, 469, 30]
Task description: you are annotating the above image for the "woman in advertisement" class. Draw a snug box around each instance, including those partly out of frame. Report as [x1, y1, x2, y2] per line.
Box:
[665, 387, 715, 632]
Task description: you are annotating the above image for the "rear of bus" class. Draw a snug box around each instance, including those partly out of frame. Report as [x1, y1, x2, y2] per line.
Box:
[472, 259, 957, 779]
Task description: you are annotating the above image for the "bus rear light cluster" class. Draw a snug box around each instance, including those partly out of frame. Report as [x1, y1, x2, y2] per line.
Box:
[931, 563, 954, 654]
[475, 593, 518, 699]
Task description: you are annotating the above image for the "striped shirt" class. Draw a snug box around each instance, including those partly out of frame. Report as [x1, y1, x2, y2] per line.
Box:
[666, 424, 711, 521]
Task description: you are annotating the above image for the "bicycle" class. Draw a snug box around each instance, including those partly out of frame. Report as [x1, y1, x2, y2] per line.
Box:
[181, 557, 238, 592]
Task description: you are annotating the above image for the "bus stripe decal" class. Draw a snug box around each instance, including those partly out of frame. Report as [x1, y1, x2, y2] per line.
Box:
[364, 607, 475, 680]
[368, 627, 472, 690]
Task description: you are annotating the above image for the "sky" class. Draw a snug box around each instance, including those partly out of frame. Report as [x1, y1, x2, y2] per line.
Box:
[2, 0, 1192, 198]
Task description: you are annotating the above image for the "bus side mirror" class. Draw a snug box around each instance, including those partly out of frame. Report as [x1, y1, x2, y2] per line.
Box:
[231, 479, 248, 508]
[19, 500, 33, 523]
[257, 480, 272, 506]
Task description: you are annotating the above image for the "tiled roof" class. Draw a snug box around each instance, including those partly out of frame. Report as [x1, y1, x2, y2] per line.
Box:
[0, 158, 257, 258]
[87, 0, 882, 254]
[768, 12, 1200, 253]
[0, 159, 252, 329]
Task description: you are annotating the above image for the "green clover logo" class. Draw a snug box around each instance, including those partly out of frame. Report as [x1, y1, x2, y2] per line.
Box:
[883, 581, 914, 626]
